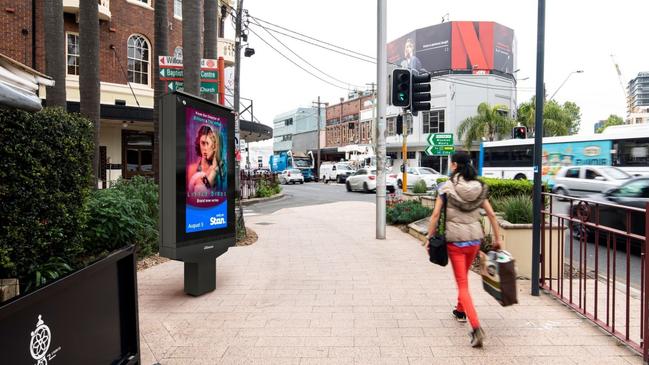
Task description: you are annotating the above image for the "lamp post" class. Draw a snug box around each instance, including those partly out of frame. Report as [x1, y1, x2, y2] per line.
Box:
[549, 70, 584, 100]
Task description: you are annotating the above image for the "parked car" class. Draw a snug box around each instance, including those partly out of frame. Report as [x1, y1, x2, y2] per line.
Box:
[278, 169, 304, 184]
[571, 177, 649, 247]
[319, 162, 355, 183]
[396, 166, 442, 190]
[345, 168, 397, 193]
[552, 165, 633, 198]
[253, 168, 272, 176]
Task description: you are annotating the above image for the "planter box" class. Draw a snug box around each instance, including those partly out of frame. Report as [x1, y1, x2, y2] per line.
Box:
[483, 217, 565, 279]
[401, 191, 432, 203]
[421, 196, 436, 209]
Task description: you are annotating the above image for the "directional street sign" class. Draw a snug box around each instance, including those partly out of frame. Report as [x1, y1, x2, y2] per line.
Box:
[159, 68, 218, 81]
[427, 133, 454, 146]
[158, 56, 218, 69]
[167, 81, 218, 94]
[425, 145, 455, 156]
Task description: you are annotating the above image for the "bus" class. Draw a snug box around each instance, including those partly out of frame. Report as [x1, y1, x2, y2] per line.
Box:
[479, 124, 649, 184]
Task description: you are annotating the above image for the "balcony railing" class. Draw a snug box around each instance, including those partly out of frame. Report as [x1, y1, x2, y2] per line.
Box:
[63, 0, 111, 21]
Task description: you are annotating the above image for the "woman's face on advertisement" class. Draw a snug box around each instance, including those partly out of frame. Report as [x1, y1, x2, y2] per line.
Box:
[200, 133, 215, 160]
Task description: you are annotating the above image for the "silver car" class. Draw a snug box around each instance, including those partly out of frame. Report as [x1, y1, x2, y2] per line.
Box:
[552, 165, 633, 198]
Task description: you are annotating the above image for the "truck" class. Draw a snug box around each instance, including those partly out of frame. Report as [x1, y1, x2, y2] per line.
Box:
[269, 151, 316, 182]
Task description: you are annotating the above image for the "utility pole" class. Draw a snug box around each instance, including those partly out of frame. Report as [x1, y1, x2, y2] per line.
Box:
[233, 0, 245, 238]
[531, 0, 546, 297]
[401, 113, 410, 193]
[376, 0, 387, 239]
[313, 96, 328, 180]
[366, 82, 376, 146]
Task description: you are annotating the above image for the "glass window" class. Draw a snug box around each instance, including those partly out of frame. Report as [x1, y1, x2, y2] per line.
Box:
[422, 110, 445, 134]
[510, 146, 533, 167]
[419, 168, 438, 175]
[174, 0, 182, 17]
[616, 138, 649, 167]
[601, 167, 631, 180]
[370, 170, 377, 175]
[356, 169, 366, 175]
[127, 35, 150, 85]
[66, 33, 79, 75]
[123, 132, 153, 178]
[565, 168, 580, 178]
[483, 147, 510, 168]
[585, 169, 602, 180]
[615, 180, 649, 198]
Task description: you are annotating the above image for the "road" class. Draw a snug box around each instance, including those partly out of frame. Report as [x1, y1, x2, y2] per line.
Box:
[553, 199, 642, 289]
[243, 181, 375, 216]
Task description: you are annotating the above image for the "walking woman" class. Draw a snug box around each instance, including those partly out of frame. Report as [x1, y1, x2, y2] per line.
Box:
[426, 152, 503, 347]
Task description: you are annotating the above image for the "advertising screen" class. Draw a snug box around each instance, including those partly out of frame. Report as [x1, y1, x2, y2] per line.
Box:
[185, 108, 229, 233]
[542, 140, 613, 186]
[493, 23, 515, 74]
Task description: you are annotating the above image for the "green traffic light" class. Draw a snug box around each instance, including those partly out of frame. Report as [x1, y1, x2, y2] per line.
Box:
[398, 92, 406, 101]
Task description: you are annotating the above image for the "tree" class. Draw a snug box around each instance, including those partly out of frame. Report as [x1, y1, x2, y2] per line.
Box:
[182, 0, 203, 95]
[153, 0, 168, 183]
[597, 114, 624, 133]
[457, 103, 516, 150]
[516, 97, 581, 137]
[204, 0, 218, 102]
[79, 0, 101, 188]
[44, 0, 66, 108]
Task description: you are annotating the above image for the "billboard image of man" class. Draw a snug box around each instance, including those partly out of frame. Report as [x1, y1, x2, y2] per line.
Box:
[400, 38, 424, 73]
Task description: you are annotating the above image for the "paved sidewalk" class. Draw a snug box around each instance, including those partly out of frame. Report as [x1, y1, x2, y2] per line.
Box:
[138, 201, 642, 365]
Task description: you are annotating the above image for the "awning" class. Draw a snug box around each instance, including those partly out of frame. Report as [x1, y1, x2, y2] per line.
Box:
[0, 53, 53, 112]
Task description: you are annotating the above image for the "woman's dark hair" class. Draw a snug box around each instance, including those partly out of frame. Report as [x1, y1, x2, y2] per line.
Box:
[451, 151, 478, 181]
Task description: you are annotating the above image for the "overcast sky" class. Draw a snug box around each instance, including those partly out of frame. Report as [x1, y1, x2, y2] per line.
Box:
[237, 1, 649, 146]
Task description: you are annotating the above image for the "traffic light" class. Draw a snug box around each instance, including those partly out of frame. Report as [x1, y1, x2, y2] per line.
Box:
[391, 69, 411, 107]
[410, 72, 432, 116]
[513, 126, 527, 139]
[396, 115, 403, 135]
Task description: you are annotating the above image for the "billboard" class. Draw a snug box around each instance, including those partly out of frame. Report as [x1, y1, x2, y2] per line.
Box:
[387, 21, 514, 76]
[185, 108, 229, 233]
[542, 140, 613, 186]
[160, 92, 235, 262]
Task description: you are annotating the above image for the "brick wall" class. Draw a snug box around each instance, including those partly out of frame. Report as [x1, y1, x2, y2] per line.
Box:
[2, 0, 193, 87]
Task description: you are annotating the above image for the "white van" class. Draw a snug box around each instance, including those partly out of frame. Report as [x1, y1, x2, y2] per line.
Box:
[319, 162, 356, 183]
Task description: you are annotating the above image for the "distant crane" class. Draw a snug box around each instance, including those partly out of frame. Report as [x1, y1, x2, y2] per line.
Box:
[610, 54, 631, 113]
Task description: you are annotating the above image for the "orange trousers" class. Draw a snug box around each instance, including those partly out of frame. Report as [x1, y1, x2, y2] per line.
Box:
[447, 243, 481, 329]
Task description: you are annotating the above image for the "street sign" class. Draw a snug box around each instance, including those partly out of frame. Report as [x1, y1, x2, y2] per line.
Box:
[159, 57, 218, 69]
[425, 145, 455, 156]
[167, 81, 218, 94]
[159, 68, 218, 81]
[427, 133, 454, 146]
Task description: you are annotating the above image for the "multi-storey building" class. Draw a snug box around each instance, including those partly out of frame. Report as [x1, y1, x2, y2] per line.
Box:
[272, 107, 324, 153]
[627, 72, 649, 125]
[325, 91, 374, 148]
[0, 0, 270, 185]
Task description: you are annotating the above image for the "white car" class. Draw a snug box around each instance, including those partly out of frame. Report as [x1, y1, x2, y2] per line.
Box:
[345, 168, 397, 193]
[319, 162, 356, 183]
[278, 169, 304, 184]
[396, 166, 442, 190]
[552, 165, 632, 198]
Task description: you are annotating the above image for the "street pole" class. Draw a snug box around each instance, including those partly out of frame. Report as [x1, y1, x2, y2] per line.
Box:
[401, 113, 408, 193]
[233, 0, 245, 238]
[531, 0, 546, 297]
[376, 0, 387, 239]
[313, 96, 327, 181]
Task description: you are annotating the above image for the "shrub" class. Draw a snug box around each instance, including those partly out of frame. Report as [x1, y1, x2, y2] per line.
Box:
[435, 176, 533, 201]
[412, 180, 428, 194]
[386, 200, 432, 225]
[82, 187, 158, 260]
[496, 195, 533, 224]
[0, 107, 93, 290]
[256, 178, 281, 198]
[112, 176, 159, 223]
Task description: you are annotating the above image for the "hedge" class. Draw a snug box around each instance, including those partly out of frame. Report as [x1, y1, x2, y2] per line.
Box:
[436, 177, 533, 200]
[386, 200, 432, 225]
[0, 107, 94, 289]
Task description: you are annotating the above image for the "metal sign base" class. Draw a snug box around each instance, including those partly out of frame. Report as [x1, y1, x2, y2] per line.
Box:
[184, 258, 216, 296]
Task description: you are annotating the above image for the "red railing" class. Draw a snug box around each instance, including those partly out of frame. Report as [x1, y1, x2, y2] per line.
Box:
[540, 192, 648, 359]
[239, 171, 277, 200]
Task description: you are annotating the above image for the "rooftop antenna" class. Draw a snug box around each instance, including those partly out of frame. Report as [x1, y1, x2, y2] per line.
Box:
[441, 13, 450, 23]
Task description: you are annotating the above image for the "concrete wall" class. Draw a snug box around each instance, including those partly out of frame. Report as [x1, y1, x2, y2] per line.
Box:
[292, 131, 318, 153]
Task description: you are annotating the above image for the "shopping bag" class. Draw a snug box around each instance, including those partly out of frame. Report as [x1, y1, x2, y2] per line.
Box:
[479, 250, 518, 306]
[428, 236, 448, 266]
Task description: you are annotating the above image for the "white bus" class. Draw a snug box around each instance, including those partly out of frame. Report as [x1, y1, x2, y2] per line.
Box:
[479, 124, 649, 181]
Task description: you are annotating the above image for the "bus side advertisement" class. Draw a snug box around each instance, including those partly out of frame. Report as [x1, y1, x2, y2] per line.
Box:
[542, 140, 612, 186]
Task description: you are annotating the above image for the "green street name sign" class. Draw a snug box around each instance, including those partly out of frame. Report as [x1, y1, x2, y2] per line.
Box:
[425, 145, 455, 156]
[159, 68, 218, 81]
[427, 133, 454, 146]
[167, 81, 218, 94]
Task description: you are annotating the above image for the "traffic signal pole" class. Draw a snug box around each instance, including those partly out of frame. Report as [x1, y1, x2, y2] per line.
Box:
[376, 0, 387, 239]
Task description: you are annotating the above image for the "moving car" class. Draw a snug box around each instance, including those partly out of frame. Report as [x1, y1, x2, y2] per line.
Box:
[319, 162, 356, 183]
[552, 165, 632, 198]
[345, 168, 397, 193]
[571, 177, 649, 246]
[397, 166, 442, 190]
[278, 169, 304, 184]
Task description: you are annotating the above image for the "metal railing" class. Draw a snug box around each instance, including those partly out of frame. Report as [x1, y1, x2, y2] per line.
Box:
[239, 171, 277, 200]
[540, 192, 648, 359]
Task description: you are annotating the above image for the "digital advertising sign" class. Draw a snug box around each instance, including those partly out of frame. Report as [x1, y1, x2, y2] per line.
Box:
[159, 91, 235, 264]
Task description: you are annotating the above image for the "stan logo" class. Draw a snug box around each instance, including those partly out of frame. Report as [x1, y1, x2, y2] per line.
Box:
[30, 315, 51, 365]
[583, 146, 601, 157]
[210, 216, 225, 226]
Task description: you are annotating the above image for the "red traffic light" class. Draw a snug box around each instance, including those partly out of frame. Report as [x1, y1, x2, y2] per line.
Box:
[513, 126, 527, 139]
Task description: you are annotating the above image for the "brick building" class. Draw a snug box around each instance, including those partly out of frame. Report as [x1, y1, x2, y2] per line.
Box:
[0, 0, 260, 185]
[325, 91, 374, 148]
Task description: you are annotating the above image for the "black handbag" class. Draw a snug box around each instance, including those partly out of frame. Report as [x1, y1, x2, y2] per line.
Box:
[428, 195, 448, 267]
